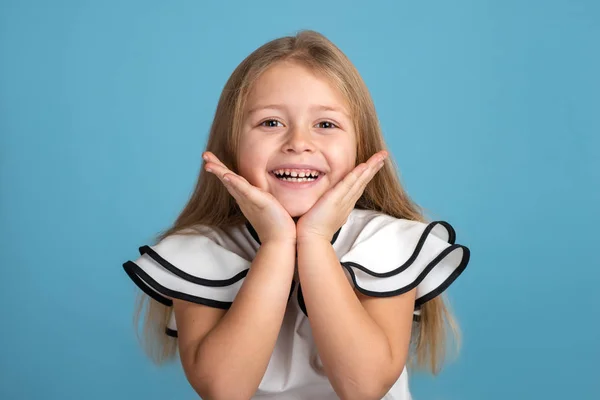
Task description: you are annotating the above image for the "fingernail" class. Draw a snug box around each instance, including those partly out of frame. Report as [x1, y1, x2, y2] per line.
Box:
[223, 175, 231, 182]
[206, 167, 212, 173]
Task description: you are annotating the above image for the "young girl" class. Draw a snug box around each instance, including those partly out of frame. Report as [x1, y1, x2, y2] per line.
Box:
[123, 30, 470, 400]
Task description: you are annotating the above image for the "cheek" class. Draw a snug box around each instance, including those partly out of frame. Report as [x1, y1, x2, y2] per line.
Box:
[237, 142, 270, 186]
[238, 160, 262, 186]
[325, 138, 356, 181]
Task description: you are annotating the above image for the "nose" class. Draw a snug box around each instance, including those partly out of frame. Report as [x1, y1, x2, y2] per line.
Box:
[282, 126, 315, 154]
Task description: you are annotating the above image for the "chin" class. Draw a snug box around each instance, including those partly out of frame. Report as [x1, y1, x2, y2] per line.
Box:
[281, 202, 314, 218]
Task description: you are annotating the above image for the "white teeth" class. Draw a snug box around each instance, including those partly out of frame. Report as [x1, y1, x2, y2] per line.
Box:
[272, 169, 321, 177]
[275, 175, 319, 182]
[282, 177, 313, 182]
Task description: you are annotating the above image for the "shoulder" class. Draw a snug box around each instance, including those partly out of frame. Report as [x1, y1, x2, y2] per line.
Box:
[342, 209, 433, 246]
[122, 222, 258, 310]
[345, 208, 458, 247]
[153, 223, 258, 255]
[340, 208, 470, 307]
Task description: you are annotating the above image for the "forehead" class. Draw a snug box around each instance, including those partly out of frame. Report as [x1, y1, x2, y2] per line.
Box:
[245, 61, 350, 112]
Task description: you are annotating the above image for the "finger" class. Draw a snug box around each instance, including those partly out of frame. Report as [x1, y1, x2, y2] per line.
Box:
[202, 152, 278, 211]
[203, 152, 245, 181]
[343, 152, 387, 203]
[202, 151, 228, 169]
[365, 150, 388, 169]
[357, 152, 386, 187]
[205, 162, 237, 182]
[364, 151, 387, 178]
[220, 174, 257, 212]
[335, 163, 368, 195]
[218, 174, 252, 208]
[203, 152, 253, 188]
[342, 166, 377, 206]
[222, 173, 273, 209]
[337, 151, 387, 192]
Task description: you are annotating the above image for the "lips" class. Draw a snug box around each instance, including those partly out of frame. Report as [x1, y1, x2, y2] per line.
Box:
[272, 169, 321, 179]
[269, 164, 325, 174]
[268, 169, 324, 188]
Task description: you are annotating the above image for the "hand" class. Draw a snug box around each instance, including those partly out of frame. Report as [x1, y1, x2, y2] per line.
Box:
[203, 152, 297, 244]
[296, 151, 388, 242]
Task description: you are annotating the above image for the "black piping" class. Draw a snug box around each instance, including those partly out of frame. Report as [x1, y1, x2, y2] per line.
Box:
[166, 328, 178, 338]
[292, 220, 465, 317]
[414, 246, 469, 307]
[340, 221, 457, 279]
[123, 261, 234, 309]
[139, 245, 249, 287]
[288, 280, 296, 303]
[331, 227, 342, 245]
[341, 244, 470, 306]
[123, 261, 172, 306]
[297, 283, 308, 317]
[125, 218, 465, 333]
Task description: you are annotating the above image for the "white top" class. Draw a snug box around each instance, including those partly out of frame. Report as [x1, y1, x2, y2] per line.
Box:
[123, 209, 470, 399]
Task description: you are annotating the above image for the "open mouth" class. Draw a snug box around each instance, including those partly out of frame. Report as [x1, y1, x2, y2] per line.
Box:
[270, 169, 324, 184]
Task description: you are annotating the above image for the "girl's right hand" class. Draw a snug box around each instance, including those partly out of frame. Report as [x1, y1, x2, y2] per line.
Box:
[203, 152, 296, 245]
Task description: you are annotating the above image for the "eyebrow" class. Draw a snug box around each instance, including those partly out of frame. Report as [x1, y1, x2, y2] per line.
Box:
[246, 104, 351, 118]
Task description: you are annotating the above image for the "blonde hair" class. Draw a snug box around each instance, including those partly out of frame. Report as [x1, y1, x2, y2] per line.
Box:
[132, 30, 460, 374]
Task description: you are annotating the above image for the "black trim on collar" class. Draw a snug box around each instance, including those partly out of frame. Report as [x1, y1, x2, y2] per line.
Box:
[339, 221, 458, 279]
[123, 261, 172, 306]
[297, 283, 308, 317]
[123, 260, 234, 309]
[245, 221, 343, 246]
[288, 280, 296, 303]
[166, 327, 178, 338]
[138, 245, 248, 287]
[284, 220, 463, 318]
[340, 243, 470, 307]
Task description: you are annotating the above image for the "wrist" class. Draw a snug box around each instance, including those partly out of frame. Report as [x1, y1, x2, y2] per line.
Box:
[261, 237, 297, 248]
[296, 234, 332, 246]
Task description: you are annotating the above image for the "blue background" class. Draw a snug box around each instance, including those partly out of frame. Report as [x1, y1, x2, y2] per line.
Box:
[1, 1, 598, 399]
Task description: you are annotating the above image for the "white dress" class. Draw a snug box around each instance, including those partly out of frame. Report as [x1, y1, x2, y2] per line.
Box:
[123, 209, 470, 399]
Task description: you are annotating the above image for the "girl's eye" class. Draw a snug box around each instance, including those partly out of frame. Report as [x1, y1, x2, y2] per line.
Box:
[316, 121, 337, 129]
[260, 119, 284, 128]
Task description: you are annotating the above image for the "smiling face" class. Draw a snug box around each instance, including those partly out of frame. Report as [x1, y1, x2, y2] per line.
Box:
[237, 61, 357, 217]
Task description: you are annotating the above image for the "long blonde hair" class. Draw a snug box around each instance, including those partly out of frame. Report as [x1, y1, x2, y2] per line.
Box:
[133, 29, 460, 374]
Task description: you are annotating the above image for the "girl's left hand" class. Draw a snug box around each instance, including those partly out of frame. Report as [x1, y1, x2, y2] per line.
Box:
[296, 151, 388, 242]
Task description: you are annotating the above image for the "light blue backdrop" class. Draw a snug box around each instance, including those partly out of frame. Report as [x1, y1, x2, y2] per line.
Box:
[1, 1, 598, 399]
